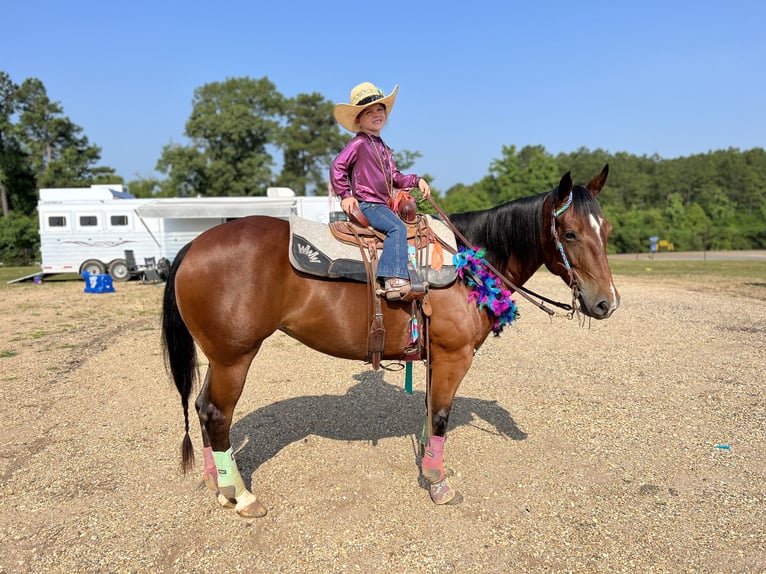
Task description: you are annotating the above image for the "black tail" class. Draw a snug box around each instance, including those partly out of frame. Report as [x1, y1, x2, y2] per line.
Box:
[161, 242, 197, 474]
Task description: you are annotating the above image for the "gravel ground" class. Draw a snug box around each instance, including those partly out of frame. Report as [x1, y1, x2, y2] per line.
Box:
[0, 267, 764, 573]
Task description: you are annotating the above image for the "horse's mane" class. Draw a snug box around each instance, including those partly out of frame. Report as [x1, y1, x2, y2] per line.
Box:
[448, 185, 603, 269]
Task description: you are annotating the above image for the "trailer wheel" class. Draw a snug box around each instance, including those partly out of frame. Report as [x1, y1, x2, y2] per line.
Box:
[80, 259, 106, 276]
[108, 259, 130, 282]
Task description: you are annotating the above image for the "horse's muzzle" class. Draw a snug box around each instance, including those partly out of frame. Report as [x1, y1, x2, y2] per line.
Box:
[579, 291, 620, 320]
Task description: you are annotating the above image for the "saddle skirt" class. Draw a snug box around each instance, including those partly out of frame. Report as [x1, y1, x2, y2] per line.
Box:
[288, 214, 458, 287]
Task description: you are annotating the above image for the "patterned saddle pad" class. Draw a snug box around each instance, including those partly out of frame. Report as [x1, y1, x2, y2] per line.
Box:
[288, 214, 458, 287]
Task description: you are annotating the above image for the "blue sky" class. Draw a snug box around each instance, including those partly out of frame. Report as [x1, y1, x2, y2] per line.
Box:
[3, 0, 764, 192]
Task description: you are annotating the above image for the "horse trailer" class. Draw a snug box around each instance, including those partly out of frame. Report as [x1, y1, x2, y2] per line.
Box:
[30, 184, 338, 282]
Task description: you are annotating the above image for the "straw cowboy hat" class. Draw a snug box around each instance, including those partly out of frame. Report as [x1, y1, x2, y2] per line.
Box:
[333, 82, 399, 133]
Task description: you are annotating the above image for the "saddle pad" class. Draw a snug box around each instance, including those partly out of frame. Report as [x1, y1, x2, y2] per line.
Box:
[288, 214, 458, 287]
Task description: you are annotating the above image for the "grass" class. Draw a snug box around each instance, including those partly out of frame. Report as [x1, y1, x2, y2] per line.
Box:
[609, 259, 766, 283]
[608, 258, 766, 301]
[0, 266, 81, 285]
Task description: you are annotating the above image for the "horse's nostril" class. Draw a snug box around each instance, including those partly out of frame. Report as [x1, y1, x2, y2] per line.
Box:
[596, 300, 610, 316]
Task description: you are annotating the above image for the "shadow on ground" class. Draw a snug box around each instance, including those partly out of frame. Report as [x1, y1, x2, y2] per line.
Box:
[229, 369, 527, 474]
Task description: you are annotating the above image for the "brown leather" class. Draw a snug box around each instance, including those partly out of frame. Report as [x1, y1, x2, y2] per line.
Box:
[339, 217, 436, 364]
[347, 204, 370, 227]
[329, 219, 433, 251]
[397, 200, 417, 224]
[348, 227, 385, 370]
[389, 190, 418, 224]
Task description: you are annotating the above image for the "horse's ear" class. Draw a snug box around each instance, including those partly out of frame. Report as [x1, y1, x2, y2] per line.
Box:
[557, 171, 573, 203]
[585, 164, 609, 196]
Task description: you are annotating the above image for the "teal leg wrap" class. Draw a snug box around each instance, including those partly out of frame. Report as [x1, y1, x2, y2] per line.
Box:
[212, 447, 247, 502]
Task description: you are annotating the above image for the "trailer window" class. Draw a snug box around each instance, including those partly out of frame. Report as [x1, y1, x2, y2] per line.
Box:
[79, 215, 98, 227]
[48, 216, 67, 227]
[110, 215, 129, 226]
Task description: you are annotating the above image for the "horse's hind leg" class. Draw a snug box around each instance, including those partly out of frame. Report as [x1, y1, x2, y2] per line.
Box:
[195, 369, 227, 500]
[195, 359, 267, 518]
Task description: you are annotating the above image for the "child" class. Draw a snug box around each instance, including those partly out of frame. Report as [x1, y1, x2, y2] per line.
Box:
[330, 82, 431, 301]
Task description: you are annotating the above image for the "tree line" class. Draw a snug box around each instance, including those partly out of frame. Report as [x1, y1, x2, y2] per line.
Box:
[1, 71, 764, 264]
[438, 144, 766, 253]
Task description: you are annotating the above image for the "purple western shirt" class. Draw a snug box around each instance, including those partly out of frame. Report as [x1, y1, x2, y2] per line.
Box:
[330, 133, 420, 204]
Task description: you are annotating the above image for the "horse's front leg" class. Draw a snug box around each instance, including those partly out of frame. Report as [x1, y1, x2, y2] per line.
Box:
[195, 360, 267, 518]
[421, 347, 473, 505]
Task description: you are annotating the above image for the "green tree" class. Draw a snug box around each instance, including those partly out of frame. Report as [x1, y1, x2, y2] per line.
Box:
[0, 152, 37, 215]
[392, 148, 420, 173]
[0, 165, 7, 216]
[487, 144, 559, 204]
[157, 76, 285, 196]
[277, 92, 345, 195]
[441, 180, 493, 215]
[155, 144, 208, 197]
[0, 71, 36, 216]
[14, 78, 115, 188]
[679, 203, 711, 251]
[607, 206, 665, 254]
[127, 176, 164, 198]
[0, 210, 39, 264]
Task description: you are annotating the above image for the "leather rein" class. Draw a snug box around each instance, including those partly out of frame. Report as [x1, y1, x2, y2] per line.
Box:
[426, 195, 579, 318]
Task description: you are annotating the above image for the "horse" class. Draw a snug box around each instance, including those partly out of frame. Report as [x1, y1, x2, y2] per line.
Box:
[162, 165, 619, 517]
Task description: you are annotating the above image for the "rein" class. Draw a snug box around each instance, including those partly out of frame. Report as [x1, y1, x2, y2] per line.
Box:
[427, 194, 581, 317]
[426, 197, 555, 316]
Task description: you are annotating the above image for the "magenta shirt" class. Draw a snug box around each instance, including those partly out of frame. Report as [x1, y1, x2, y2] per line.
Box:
[330, 133, 421, 204]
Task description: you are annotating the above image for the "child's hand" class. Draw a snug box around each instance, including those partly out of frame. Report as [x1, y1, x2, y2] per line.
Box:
[341, 196, 359, 215]
[418, 178, 431, 198]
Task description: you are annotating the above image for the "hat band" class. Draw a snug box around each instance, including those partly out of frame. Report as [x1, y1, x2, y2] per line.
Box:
[355, 93, 383, 106]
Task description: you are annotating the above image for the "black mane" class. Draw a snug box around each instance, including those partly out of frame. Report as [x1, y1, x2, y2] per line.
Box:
[449, 185, 603, 269]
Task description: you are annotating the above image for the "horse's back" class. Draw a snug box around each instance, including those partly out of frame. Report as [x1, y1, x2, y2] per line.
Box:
[180, 215, 289, 273]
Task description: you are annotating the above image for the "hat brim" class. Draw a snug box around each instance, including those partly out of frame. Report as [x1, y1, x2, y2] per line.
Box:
[333, 85, 399, 133]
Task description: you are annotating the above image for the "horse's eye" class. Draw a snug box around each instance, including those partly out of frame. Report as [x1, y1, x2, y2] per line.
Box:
[564, 231, 577, 241]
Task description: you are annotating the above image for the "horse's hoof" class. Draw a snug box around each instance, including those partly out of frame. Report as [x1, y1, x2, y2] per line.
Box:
[430, 477, 463, 505]
[203, 474, 218, 493]
[236, 499, 268, 518]
[421, 466, 455, 483]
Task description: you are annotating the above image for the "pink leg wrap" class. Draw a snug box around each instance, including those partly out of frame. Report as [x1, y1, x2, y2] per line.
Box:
[421, 435, 446, 482]
[202, 446, 218, 488]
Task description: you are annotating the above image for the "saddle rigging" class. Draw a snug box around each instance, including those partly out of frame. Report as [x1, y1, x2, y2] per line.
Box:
[329, 211, 450, 369]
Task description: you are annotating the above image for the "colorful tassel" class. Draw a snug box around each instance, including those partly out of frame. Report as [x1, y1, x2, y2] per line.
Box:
[453, 247, 518, 334]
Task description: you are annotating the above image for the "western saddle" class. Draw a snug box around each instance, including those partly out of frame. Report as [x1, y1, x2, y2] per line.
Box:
[327, 196, 447, 369]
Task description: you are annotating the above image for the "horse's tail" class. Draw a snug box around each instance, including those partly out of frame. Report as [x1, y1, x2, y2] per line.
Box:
[161, 242, 197, 474]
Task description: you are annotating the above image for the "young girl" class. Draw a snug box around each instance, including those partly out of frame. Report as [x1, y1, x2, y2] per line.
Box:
[330, 82, 431, 301]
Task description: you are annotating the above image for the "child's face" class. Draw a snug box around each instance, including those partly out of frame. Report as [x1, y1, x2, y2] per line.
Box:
[356, 104, 387, 134]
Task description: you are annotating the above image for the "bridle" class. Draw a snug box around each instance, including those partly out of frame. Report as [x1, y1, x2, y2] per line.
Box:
[508, 189, 582, 318]
[551, 190, 575, 284]
[548, 189, 581, 318]
[427, 195, 582, 318]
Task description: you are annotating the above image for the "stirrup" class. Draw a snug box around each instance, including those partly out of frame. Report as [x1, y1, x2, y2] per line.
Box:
[382, 278, 411, 301]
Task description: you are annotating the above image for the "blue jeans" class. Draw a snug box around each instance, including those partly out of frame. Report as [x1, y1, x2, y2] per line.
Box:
[359, 201, 409, 280]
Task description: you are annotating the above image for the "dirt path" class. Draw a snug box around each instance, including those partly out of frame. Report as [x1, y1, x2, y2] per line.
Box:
[1, 272, 764, 573]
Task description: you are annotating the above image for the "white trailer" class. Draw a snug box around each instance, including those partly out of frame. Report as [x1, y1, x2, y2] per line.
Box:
[33, 184, 339, 282]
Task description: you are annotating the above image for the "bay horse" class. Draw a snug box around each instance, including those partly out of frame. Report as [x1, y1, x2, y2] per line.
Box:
[162, 165, 619, 517]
